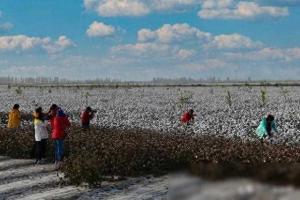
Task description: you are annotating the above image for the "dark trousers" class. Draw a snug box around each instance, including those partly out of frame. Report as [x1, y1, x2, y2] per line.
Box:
[35, 139, 47, 161]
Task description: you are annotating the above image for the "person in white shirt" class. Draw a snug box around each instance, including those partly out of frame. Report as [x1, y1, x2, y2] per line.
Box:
[33, 107, 48, 164]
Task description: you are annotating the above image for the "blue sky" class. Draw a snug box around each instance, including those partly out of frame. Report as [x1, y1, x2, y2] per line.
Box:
[0, 0, 299, 81]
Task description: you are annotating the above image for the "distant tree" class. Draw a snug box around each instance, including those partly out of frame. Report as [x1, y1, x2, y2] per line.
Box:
[225, 90, 232, 108]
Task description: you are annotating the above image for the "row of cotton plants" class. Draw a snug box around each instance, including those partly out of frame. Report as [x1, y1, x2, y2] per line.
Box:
[1, 85, 300, 145]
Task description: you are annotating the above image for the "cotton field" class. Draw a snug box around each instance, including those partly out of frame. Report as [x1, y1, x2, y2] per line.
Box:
[1, 85, 300, 145]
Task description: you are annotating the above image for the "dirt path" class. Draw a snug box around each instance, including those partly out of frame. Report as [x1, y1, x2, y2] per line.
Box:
[0, 156, 88, 200]
[4, 156, 300, 200]
[0, 156, 168, 200]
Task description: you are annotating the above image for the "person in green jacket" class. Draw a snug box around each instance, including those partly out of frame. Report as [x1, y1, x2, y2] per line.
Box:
[256, 113, 278, 139]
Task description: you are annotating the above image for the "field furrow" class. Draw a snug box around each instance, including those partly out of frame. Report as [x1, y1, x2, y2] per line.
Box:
[0, 157, 88, 200]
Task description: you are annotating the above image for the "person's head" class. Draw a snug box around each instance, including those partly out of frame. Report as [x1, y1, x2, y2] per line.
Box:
[49, 104, 58, 115]
[188, 109, 194, 115]
[13, 104, 20, 110]
[35, 107, 42, 114]
[266, 114, 275, 123]
[35, 107, 43, 120]
[86, 107, 92, 112]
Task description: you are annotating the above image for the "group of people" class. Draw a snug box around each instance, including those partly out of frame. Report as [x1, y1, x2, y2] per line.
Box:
[7, 104, 96, 169]
[6, 104, 278, 168]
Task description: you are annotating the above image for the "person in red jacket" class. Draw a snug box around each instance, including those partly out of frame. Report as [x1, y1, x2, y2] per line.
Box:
[181, 109, 196, 125]
[80, 107, 96, 129]
[48, 104, 70, 169]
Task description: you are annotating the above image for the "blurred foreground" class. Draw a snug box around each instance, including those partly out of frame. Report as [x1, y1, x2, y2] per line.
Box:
[2, 158, 300, 200]
[169, 172, 300, 200]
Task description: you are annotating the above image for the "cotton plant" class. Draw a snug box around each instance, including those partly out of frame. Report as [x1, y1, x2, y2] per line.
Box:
[225, 89, 232, 108]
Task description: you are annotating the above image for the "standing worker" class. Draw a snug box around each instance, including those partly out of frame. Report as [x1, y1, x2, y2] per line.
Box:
[7, 104, 21, 129]
[33, 107, 48, 164]
[48, 104, 70, 170]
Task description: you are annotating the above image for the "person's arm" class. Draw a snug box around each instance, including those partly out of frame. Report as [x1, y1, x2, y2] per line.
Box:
[45, 120, 51, 132]
[192, 113, 196, 120]
[7, 112, 12, 127]
[262, 117, 266, 126]
[65, 116, 71, 128]
[17, 111, 21, 120]
[89, 112, 95, 120]
[47, 110, 54, 119]
[272, 121, 278, 133]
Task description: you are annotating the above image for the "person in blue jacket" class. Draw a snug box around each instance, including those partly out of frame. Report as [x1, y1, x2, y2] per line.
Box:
[256, 113, 278, 139]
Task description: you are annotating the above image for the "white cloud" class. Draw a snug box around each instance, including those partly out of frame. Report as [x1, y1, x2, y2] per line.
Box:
[177, 49, 196, 59]
[57, 36, 73, 48]
[43, 36, 74, 53]
[205, 33, 263, 49]
[114, 23, 213, 59]
[150, 0, 199, 10]
[112, 42, 172, 56]
[0, 35, 50, 51]
[255, 0, 300, 7]
[137, 29, 157, 42]
[199, 0, 289, 19]
[138, 23, 211, 43]
[83, 0, 290, 19]
[86, 21, 115, 37]
[201, 0, 233, 9]
[113, 23, 266, 63]
[0, 22, 14, 31]
[95, 0, 149, 17]
[112, 42, 198, 61]
[0, 35, 73, 53]
[84, 0, 198, 16]
[137, 24, 260, 50]
[83, 0, 98, 9]
[237, 2, 288, 17]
